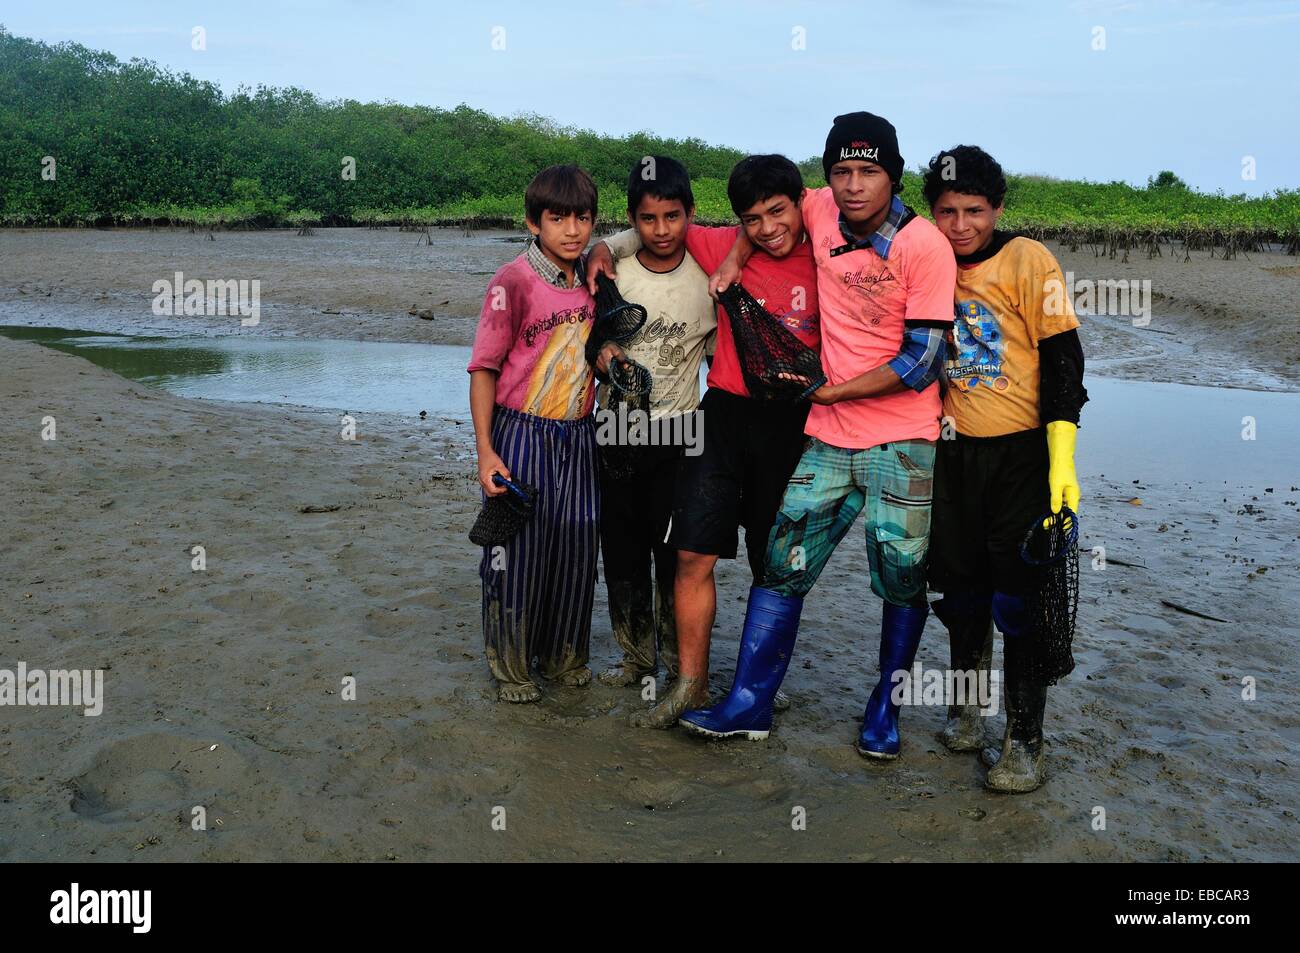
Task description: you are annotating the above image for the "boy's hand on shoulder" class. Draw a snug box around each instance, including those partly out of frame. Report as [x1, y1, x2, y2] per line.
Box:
[586, 243, 616, 295]
[709, 257, 743, 299]
[478, 451, 511, 496]
[709, 229, 753, 298]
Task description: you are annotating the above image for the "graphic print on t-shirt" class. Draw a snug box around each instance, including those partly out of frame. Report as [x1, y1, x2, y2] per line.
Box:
[819, 234, 902, 329]
[844, 264, 898, 327]
[754, 293, 817, 337]
[946, 299, 1008, 392]
[521, 304, 593, 418]
[627, 311, 691, 370]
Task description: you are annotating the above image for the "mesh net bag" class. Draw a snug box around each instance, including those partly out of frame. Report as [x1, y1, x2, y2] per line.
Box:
[469, 474, 538, 547]
[585, 275, 656, 481]
[599, 436, 646, 483]
[598, 357, 654, 483]
[607, 356, 653, 399]
[586, 273, 648, 366]
[1018, 507, 1079, 685]
[717, 283, 825, 401]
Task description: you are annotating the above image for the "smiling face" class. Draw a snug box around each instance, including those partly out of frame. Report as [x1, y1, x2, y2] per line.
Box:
[526, 208, 594, 267]
[630, 194, 692, 266]
[828, 159, 894, 236]
[737, 193, 804, 258]
[930, 189, 1003, 256]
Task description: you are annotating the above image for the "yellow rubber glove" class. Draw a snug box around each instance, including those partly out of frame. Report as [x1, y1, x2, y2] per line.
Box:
[1046, 420, 1080, 517]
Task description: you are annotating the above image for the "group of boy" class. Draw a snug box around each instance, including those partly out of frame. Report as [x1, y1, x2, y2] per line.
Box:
[467, 110, 1086, 793]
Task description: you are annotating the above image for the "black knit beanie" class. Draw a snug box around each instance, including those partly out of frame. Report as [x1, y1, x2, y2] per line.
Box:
[822, 112, 904, 186]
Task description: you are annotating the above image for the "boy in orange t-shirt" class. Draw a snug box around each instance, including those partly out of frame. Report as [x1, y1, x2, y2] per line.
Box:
[924, 145, 1087, 792]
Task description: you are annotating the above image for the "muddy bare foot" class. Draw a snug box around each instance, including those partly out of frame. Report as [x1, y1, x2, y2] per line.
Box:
[598, 663, 650, 688]
[498, 681, 543, 704]
[629, 675, 708, 729]
[552, 666, 592, 688]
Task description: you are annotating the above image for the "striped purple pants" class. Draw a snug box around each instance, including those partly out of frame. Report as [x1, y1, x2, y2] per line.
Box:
[480, 405, 599, 688]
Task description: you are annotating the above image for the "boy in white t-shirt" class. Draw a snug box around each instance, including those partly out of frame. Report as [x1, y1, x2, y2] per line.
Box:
[588, 156, 716, 698]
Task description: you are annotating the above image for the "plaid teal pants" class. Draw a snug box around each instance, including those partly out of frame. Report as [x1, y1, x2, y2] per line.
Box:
[761, 437, 935, 607]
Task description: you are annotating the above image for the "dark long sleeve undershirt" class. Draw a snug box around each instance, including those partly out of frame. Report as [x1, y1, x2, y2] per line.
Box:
[1038, 328, 1088, 425]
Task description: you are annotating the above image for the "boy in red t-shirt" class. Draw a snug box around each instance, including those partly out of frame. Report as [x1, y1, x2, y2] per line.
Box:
[587, 155, 820, 727]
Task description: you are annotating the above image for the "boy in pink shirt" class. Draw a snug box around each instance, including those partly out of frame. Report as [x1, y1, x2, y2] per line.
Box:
[680, 114, 957, 758]
[467, 165, 600, 703]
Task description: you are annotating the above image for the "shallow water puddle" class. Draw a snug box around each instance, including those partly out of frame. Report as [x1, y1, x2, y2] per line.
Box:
[3, 325, 1296, 486]
[2, 325, 471, 420]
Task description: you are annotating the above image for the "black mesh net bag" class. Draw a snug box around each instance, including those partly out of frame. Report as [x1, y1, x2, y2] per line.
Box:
[586, 273, 648, 366]
[607, 356, 653, 399]
[469, 474, 538, 547]
[598, 357, 654, 482]
[717, 283, 825, 401]
[1018, 506, 1080, 685]
[585, 275, 654, 482]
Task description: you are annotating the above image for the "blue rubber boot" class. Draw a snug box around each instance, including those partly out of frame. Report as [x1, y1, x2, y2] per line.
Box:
[678, 587, 802, 741]
[856, 602, 929, 760]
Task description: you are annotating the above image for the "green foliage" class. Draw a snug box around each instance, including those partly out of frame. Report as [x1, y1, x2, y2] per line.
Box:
[284, 208, 322, 227]
[0, 28, 744, 226]
[1147, 170, 1187, 191]
[1, 25, 1295, 255]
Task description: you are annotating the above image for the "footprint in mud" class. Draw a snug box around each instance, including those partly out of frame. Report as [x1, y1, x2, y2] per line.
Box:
[207, 588, 289, 614]
[361, 607, 409, 638]
[1116, 613, 1179, 637]
[207, 588, 335, 631]
[67, 731, 254, 822]
[622, 776, 699, 810]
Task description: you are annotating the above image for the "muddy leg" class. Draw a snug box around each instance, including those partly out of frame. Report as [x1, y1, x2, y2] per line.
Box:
[985, 592, 1047, 792]
[629, 674, 709, 729]
[653, 541, 679, 681]
[597, 449, 662, 686]
[598, 578, 657, 686]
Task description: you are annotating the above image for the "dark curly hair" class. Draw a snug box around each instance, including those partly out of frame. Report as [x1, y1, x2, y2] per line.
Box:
[922, 145, 1007, 209]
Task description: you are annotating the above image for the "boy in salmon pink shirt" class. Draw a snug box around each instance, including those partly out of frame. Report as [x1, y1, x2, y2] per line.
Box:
[679, 114, 957, 759]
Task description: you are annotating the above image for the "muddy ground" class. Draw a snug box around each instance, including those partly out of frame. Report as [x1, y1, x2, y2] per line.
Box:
[0, 228, 1296, 861]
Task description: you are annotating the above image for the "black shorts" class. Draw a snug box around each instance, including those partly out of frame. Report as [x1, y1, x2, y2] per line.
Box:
[927, 427, 1050, 597]
[667, 387, 810, 581]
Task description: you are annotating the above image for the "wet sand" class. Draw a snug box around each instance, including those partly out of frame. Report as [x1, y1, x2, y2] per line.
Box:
[2, 226, 1299, 390]
[1, 229, 1298, 861]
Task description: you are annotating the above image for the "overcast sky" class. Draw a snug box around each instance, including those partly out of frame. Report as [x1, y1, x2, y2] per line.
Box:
[7, 0, 1298, 194]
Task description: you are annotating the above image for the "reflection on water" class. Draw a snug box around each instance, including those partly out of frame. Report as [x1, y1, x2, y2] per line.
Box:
[2, 325, 471, 419]
[3, 326, 1296, 487]
[1072, 377, 1298, 488]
